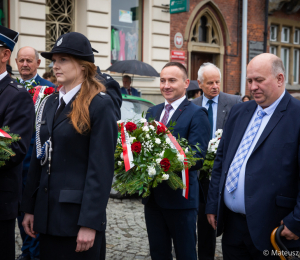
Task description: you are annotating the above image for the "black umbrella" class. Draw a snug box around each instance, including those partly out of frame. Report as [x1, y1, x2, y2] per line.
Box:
[106, 60, 160, 77]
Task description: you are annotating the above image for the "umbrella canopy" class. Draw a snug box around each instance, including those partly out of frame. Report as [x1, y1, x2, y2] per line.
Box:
[106, 60, 160, 77]
[187, 80, 200, 92]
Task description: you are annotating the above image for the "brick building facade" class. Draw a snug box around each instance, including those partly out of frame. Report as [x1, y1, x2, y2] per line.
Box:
[170, 0, 300, 96]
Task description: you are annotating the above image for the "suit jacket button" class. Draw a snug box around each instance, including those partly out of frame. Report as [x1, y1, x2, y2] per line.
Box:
[219, 192, 221, 195]
[102, 222, 105, 225]
[45, 188, 48, 192]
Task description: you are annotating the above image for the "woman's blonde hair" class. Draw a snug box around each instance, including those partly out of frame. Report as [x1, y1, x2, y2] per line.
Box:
[68, 56, 106, 134]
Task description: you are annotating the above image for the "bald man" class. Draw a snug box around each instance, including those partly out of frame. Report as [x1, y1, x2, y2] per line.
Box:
[16, 46, 55, 87]
[16, 47, 54, 260]
[206, 53, 300, 259]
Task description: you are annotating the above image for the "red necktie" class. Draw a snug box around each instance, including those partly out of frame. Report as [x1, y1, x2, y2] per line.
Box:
[127, 88, 131, 95]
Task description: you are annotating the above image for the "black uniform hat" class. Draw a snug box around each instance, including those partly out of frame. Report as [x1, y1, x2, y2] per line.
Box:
[0, 25, 19, 51]
[41, 32, 98, 63]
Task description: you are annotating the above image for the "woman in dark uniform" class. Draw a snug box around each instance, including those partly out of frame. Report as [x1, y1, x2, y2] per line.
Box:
[21, 32, 117, 260]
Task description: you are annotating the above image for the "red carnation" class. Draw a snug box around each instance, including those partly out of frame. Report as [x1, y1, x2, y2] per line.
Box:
[156, 125, 167, 135]
[44, 87, 55, 95]
[160, 158, 171, 172]
[131, 141, 141, 154]
[125, 122, 137, 132]
[28, 88, 35, 95]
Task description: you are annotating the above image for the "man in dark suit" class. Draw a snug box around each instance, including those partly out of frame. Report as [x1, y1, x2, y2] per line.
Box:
[16, 46, 55, 88]
[120, 75, 140, 97]
[0, 26, 35, 260]
[206, 53, 300, 259]
[192, 63, 241, 260]
[16, 46, 55, 260]
[144, 62, 210, 260]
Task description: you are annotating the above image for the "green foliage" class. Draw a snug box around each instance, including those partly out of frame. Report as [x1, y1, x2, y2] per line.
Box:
[113, 118, 203, 198]
[0, 126, 20, 168]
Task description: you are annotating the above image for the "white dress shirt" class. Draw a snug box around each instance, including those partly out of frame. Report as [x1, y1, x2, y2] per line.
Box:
[57, 84, 82, 110]
[159, 95, 186, 124]
[202, 94, 219, 139]
[0, 71, 8, 81]
[224, 90, 286, 214]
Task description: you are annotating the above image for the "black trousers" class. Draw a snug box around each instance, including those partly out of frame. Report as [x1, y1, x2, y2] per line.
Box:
[40, 231, 105, 260]
[198, 177, 216, 260]
[145, 197, 198, 260]
[222, 208, 300, 259]
[0, 219, 15, 260]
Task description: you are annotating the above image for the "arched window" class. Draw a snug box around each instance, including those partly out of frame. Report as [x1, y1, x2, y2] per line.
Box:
[190, 13, 220, 45]
[45, 0, 74, 68]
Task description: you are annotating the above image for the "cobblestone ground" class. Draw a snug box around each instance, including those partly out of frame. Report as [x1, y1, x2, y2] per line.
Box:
[15, 196, 223, 260]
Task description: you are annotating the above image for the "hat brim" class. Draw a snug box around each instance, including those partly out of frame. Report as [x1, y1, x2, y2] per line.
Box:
[41, 50, 94, 63]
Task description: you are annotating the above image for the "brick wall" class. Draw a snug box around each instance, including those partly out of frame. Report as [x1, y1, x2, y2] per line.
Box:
[170, 0, 266, 96]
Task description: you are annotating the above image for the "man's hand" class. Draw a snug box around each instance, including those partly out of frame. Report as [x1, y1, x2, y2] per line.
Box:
[76, 227, 96, 252]
[280, 220, 299, 240]
[207, 214, 217, 230]
[22, 213, 37, 238]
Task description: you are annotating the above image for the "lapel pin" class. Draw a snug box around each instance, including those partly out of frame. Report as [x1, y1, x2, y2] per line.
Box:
[55, 97, 58, 99]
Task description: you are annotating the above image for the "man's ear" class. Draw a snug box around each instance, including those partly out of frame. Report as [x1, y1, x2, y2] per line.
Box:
[0, 48, 11, 63]
[197, 79, 203, 89]
[37, 59, 41, 66]
[277, 73, 284, 87]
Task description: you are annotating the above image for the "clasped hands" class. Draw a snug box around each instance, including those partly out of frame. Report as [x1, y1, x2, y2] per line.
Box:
[207, 214, 299, 240]
[22, 213, 96, 252]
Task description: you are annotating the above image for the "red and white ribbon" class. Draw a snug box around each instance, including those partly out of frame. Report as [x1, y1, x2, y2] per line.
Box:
[156, 122, 189, 199]
[33, 86, 48, 112]
[120, 123, 135, 171]
[0, 129, 12, 139]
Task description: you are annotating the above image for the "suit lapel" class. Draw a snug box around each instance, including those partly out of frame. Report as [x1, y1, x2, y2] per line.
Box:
[252, 91, 290, 154]
[225, 101, 257, 169]
[46, 95, 59, 135]
[155, 104, 164, 121]
[216, 92, 227, 130]
[167, 98, 189, 127]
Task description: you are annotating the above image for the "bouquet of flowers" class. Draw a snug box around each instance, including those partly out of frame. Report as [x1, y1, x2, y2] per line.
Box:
[200, 129, 223, 179]
[113, 118, 201, 198]
[0, 126, 20, 168]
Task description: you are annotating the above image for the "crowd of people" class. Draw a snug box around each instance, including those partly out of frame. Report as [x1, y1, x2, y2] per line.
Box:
[1, 22, 300, 260]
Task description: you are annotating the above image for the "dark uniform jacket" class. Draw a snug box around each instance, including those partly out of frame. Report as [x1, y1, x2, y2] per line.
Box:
[21, 91, 118, 236]
[0, 74, 35, 220]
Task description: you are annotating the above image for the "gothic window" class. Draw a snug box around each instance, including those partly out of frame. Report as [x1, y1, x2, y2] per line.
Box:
[190, 13, 220, 45]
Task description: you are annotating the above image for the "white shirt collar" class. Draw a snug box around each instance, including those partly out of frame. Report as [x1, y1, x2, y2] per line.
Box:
[257, 90, 286, 115]
[59, 84, 82, 106]
[203, 94, 219, 105]
[0, 71, 8, 81]
[164, 95, 186, 111]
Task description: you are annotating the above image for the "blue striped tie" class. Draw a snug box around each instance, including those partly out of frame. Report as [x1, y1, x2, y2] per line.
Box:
[225, 110, 267, 193]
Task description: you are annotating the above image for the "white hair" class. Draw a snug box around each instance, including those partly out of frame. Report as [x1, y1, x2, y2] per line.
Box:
[197, 62, 221, 83]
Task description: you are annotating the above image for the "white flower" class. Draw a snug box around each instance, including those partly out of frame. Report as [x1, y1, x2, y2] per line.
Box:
[185, 147, 189, 153]
[156, 158, 161, 164]
[160, 150, 165, 157]
[118, 161, 122, 166]
[165, 138, 171, 144]
[146, 134, 150, 139]
[120, 153, 124, 160]
[215, 129, 223, 138]
[140, 118, 147, 123]
[147, 166, 156, 177]
[117, 120, 124, 124]
[129, 137, 135, 143]
[39, 92, 45, 99]
[142, 126, 149, 132]
[155, 138, 161, 144]
[177, 154, 184, 162]
[149, 125, 155, 130]
[162, 174, 169, 180]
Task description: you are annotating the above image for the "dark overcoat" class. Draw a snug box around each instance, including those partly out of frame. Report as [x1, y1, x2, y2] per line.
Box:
[21, 91, 118, 236]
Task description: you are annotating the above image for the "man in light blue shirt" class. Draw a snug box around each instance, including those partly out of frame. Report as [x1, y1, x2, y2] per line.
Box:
[192, 63, 241, 260]
[206, 53, 300, 259]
